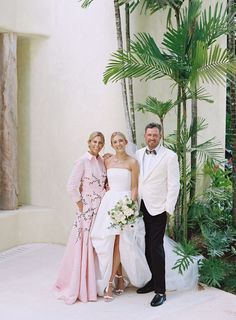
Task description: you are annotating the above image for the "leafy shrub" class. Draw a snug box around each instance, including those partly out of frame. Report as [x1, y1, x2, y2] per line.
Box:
[199, 258, 232, 287]
[186, 161, 236, 292]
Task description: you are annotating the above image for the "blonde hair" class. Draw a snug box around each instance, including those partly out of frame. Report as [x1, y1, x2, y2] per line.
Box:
[88, 131, 105, 145]
[110, 131, 128, 145]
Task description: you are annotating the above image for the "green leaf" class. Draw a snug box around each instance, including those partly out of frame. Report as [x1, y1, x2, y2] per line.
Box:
[172, 241, 199, 275]
[79, 0, 94, 8]
[103, 33, 174, 83]
[136, 97, 174, 120]
[199, 258, 229, 287]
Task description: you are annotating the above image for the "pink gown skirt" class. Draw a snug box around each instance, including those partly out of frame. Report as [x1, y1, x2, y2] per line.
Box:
[53, 215, 97, 304]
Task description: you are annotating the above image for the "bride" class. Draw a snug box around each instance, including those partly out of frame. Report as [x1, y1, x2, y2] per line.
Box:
[91, 131, 199, 303]
[91, 132, 151, 301]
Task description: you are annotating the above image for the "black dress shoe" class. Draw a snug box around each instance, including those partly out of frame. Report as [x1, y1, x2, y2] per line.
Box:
[150, 293, 166, 307]
[136, 282, 154, 294]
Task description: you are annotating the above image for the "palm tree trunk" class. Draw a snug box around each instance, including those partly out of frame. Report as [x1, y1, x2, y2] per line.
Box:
[174, 7, 182, 238]
[125, 4, 136, 144]
[189, 0, 197, 203]
[190, 94, 197, 202]
[182, 87, 188, 240]
[114, 0, 133, 143]
[175, 7, 181, 162]
[160, 118, 164, 144]
[228, 0, 236, 227]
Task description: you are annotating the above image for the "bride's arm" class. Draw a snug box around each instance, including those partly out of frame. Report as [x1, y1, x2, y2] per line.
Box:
[130, 159, 139, 201]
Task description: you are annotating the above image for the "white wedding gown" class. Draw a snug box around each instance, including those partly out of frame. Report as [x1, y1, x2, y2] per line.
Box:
[91, 168, 199, 296]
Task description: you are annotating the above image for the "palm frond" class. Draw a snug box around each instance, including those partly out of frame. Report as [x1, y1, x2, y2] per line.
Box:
[189, 117, 208, 137]
[136, 97, 174, 119]
[196, 45, 236, 86]
[79, 0, 94, 8]
[162, 25, 188, 60]
[103, 33, 174, 83]
[162, 0, 202, 60]
[141, 0, 184, 14]
[185, 87, 213, 103]
[198, 2, 232, 47]
[118, 0, 140, 11]
[192, 137, 223, 163]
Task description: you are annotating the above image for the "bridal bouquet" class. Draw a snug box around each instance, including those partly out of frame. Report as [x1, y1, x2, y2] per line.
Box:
[108, 196, 141, 230]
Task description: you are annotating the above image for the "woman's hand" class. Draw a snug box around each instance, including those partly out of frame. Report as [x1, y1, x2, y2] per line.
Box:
[76, 200, 83, 212]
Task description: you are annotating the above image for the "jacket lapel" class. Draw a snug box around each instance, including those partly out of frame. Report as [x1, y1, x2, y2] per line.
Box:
[142, 146, 167, 181]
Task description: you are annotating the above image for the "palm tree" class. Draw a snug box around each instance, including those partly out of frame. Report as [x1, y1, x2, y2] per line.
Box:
[125, 2, 137, 144]
[228, 0, 236, 227]
[103, 0, 236, 239]
[136, 97, 174, 143]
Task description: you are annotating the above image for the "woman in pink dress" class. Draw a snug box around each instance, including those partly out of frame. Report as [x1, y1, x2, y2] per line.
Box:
[53, 131, 107, 304]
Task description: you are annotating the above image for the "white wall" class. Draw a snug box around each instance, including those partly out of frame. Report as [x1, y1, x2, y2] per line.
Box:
[0, 0, 226, 250]
[0, 0, 53, 36]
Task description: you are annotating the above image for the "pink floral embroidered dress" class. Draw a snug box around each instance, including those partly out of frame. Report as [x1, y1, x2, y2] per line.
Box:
[53, 152, 106, 304]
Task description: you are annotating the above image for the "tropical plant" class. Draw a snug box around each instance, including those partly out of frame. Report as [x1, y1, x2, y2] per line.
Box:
[172, 240, 199, 275]
[136, 97, 175, 142]
[188, 162, 233, 233]
[174, 159, 236, 291]
[165, 117, 223, 239]
[103, 0, 236, 240]
[222, 261, 236, 294]
[199, 258, 233, 288]
[227, 0, 236, 227]
[187, 160, 236, 291]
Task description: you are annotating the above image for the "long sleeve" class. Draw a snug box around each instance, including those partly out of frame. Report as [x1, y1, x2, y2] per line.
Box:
[67, 159, 84, 204]
[165, 153, 180, 215]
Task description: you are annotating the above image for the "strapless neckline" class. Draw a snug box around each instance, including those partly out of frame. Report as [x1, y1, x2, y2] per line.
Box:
[107, 167, 131, 173]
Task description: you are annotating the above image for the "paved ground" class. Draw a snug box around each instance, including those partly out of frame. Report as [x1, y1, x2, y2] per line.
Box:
[0, 243, 236, 320]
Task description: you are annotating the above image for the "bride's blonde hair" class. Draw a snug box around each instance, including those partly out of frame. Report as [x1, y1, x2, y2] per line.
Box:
[110, 132, 128, 146]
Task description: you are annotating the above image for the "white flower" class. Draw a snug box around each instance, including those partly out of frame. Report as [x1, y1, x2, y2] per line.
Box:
[116, 211, 125, 222]
[124, 207, 133, 217]
[108, 196, 142, 230]
[122, 204, 129, 212]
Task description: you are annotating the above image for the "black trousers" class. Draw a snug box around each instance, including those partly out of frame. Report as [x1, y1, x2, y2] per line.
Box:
[141, 200, 167, 294]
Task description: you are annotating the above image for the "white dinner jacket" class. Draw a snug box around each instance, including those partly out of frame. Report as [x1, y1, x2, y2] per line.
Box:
[136, 145, 180, 216]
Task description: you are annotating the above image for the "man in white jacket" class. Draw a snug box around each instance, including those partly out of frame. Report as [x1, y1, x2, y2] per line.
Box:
[136, 123, 180, 307]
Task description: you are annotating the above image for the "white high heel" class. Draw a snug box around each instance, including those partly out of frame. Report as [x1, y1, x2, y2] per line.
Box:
[114, 274, 129, 295]
[104, 281, 113, 302]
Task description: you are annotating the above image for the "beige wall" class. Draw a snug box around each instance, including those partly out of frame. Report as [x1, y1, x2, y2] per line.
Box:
[0, 0, 226, 250]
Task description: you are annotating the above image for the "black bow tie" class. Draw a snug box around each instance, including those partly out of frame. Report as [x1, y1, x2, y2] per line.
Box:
[145, 149, 157, 155]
